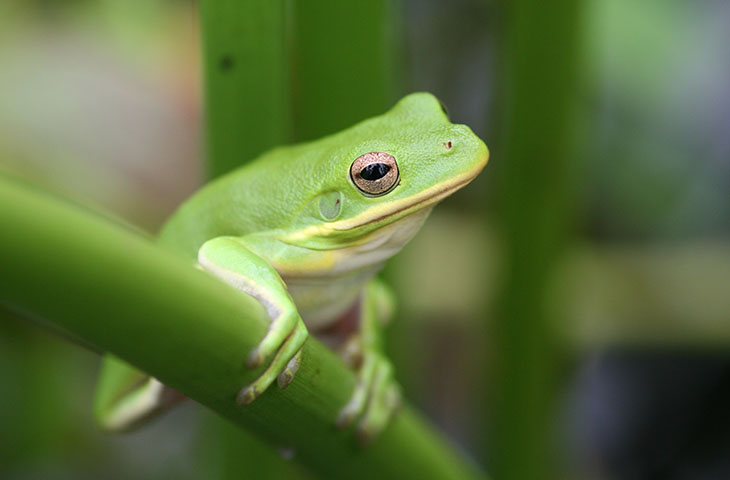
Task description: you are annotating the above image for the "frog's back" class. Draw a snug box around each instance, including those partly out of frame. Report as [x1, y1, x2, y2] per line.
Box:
[157, 146, 308, 258]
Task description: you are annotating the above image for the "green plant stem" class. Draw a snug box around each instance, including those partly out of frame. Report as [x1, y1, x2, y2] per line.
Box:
[491, 0, 584, 478]
[289, 0, 401, 142]
[198, 2, 305, 473]
[200, 0, 290, 178]
[0, 176, 486, 480]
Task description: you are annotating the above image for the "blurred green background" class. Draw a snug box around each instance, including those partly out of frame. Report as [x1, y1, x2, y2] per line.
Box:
[1, 1, 729, 479]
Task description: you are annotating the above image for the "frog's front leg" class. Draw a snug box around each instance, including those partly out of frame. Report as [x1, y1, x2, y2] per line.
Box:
[337, 279, 401, 443]
[198, 236, 308, 404]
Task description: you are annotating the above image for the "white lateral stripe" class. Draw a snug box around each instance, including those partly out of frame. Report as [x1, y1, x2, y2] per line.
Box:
[102, 378, 165, 431]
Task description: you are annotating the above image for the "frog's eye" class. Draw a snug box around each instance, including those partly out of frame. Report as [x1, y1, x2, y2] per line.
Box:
[350, 152, 399, 197]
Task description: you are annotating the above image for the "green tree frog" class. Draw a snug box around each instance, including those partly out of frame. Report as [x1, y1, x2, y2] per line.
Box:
[93, 92, 488, 443]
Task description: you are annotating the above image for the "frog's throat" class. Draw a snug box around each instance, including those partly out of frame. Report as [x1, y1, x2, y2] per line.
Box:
[282, 154, 487, 243]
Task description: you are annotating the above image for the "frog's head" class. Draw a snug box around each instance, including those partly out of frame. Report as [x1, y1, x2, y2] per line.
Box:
[283, 92, 488, 252]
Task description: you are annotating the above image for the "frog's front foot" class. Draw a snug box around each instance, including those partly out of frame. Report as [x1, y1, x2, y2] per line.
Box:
[236, 313, 308, 405]
[337, 348, 402, 444]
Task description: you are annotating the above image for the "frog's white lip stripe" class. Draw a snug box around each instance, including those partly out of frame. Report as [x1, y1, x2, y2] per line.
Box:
[346, 170, 475, 228]
[283, 154, 487, 241]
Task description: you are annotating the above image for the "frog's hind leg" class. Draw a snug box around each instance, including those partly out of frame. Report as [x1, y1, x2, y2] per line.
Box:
[336, 278, 401, 444]
[94, 355, 185, 432]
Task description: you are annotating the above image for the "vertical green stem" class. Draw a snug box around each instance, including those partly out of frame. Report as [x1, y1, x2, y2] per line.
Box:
[491, 1, 583, 478]
[198, 1, 297, 474]
[289, 0, 401, 142]
[200, 0, 290, 178]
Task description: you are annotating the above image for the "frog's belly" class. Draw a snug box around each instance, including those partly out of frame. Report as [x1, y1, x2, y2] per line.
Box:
[278, 208, 433, 330]
[284, 266, 378, 331]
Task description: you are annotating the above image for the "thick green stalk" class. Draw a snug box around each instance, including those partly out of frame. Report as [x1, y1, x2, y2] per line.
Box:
[491, 0, 583, 478]
[0, 176, 485, 480]
[200, 0, 290, 178]
[289, 0, 401, 142]
[199, 2, 305, 475]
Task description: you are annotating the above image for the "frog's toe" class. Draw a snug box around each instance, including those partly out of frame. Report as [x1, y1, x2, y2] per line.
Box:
[355, 360, 399, 445]
[246, 347, 265, 369]
[337, 351, 378, 428]
[236, 320, 308, 405]
[247, 310, 300, 369]
[356, 383, 401, 445]
[277, 348, 302, 389]
[338, 351, 400, 444]
[236, 384, 259, 405]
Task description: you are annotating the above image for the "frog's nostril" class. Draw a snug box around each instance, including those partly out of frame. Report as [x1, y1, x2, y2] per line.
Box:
[444, 141, 453, 150]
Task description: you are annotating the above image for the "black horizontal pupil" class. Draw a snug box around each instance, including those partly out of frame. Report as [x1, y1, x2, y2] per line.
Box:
[360, 163, 390, 181]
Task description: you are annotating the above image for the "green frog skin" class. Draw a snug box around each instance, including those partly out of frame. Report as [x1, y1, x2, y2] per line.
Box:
[93, 92, 489, 443]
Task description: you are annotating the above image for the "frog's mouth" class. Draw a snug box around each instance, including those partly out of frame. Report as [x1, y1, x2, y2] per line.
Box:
[282, 153, 487, 245]
[333, 154, 487, 232]
[345, 171, 477, 230]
